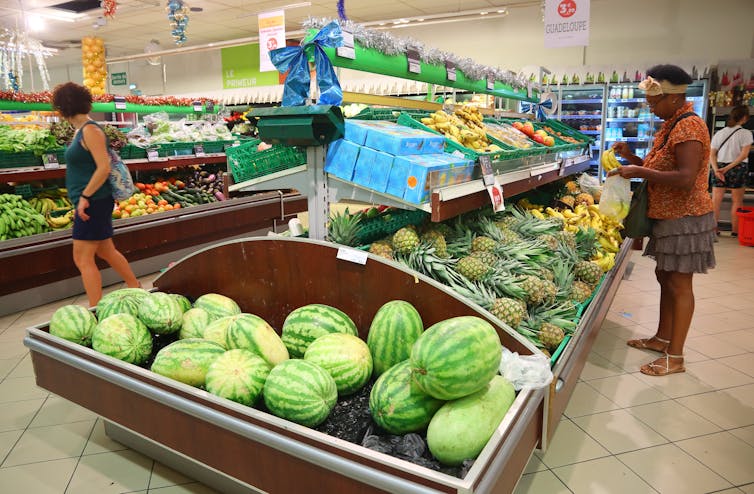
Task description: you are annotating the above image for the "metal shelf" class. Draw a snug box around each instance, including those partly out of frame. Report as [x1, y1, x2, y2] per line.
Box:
[560, 115, 602, 119]
[561, 99, 603, 104]
[604, 137, 645, 142]
[578, 130, 601, 135]
[605, 117, 661, 123]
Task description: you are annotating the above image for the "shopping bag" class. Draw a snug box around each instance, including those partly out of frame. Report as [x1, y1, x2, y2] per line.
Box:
[623, 180, 653, 238]
[107, 149, 135, 201]
[598, 175, 631, 220]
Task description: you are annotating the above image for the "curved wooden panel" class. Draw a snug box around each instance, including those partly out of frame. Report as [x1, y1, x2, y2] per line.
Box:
[154, 237, 532, 355]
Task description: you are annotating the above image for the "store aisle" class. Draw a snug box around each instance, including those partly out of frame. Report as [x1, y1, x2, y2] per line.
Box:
[0, 238, 752, 494]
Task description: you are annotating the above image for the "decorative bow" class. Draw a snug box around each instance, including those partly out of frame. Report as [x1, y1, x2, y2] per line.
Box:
[521, 98, 553, 121]
[270, 21, 344, 107]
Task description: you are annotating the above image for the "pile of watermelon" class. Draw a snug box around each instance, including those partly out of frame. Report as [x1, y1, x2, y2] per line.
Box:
[47, 292, 518, 469]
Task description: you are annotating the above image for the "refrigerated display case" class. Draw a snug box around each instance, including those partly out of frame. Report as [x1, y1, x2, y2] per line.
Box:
[556, 84, 606, 171]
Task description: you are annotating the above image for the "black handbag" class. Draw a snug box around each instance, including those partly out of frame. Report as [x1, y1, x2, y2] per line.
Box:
[622, 111, 697, 238]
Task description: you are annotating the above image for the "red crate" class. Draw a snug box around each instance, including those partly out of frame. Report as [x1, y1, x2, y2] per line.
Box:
[736, 207, 754, 246]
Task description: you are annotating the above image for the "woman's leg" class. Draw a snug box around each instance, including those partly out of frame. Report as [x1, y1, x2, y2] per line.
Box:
[711, 186, 725, 231]
[730, 187, 745, 234]
[627, 269, 671, 352]
[73, 239, 104, 307]
[95, 238, 140, 288]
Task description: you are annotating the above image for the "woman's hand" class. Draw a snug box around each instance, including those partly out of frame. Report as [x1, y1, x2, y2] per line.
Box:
[77, 197, 91, 221]
[714, 169, 726, 182]
[612, 142, 633, 159]
[608, 165, 645, 179]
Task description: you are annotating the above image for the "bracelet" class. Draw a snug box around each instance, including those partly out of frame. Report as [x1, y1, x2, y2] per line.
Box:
[80, 193, 92, 200]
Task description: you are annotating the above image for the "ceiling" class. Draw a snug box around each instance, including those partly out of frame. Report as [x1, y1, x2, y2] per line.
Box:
[0, 0, 521, 68]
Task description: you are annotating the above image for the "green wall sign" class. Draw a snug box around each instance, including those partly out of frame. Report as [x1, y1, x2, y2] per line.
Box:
[111, 72, 127, 86]
[221, 43, 280, 89]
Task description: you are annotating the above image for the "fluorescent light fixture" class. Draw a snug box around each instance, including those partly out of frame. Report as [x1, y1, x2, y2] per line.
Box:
[480, 11, 489, 15]
[418, 18, 425, 21]
[238, 1, 311, 18]
[27, 15, 45, 31]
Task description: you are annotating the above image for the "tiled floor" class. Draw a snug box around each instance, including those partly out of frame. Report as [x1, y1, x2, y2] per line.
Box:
[0, 237, 752, 493]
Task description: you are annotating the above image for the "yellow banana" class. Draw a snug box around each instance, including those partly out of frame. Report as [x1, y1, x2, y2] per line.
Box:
[598, 235, 619, 253]
[531, 209, 546, 220]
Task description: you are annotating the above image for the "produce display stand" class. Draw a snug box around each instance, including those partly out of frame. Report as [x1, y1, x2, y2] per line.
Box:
[25, 237, 546, 494]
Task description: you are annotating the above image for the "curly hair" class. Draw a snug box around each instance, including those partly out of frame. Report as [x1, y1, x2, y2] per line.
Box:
[646, 64, 693, 85]
[51, 82, 92, 118]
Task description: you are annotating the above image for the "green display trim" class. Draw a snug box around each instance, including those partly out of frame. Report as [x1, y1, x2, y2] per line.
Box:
[321, 43, 538, 103]
[0, 101, 218, 114]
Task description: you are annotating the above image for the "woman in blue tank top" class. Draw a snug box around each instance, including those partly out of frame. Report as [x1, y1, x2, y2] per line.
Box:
[52, 82, 140, 306]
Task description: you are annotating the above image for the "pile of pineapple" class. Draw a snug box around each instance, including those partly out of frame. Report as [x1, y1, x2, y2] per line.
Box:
[364, 206, 616, 356]
[420, 106, 503, 153]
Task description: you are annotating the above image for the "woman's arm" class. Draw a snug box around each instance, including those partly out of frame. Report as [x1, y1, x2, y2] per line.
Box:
[710, 148, 725, 181]
[612, 142, 644, 166]
[612, 140, 704, 191]
[719, 144, 752, 173]
[77, 125, 111, 221]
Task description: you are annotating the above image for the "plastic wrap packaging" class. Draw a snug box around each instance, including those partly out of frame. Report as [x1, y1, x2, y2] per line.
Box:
[598, 175, 631, 220]
[499, 347, 553, 391]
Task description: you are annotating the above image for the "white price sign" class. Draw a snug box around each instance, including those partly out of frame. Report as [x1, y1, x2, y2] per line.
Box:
[544, 0, 590, 48]
[258, 10, 286, 72]
[336, 247, 368, 265]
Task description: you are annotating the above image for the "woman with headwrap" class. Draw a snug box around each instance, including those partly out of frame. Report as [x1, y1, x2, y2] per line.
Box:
[609, 64, 714, 376]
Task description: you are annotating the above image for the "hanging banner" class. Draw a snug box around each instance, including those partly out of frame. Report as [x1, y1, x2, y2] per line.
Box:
[544, 0, 590, 48]
[258, 10, 286, 72]
[221, 43, 281, 89]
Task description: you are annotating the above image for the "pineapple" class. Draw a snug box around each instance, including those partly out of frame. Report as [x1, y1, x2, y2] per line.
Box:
[558, 195, 576, 208]
[539, 322, 565, 351]
[456, 256, 489, 281]
[554, 230, 577, 251]
[498, 228, 522, 245]
[520, 275, 549, 306]
[433, 223, 453, 238]
[369, 240, 394, 260]
[538, 266, 555, 282]
[327, 208, 364, 246]
[392, 227, 420, 254]
[421, 230, 448, 258]
[574, 260, 602, 285]
[471, 235, 497, 253]
[514, 298, 528, 315]
[540, 234, 559, 251]
[574, 192, 595, 206]
[540, 347, 552, 359]
[564, 180, 581, 194]
[570, 280, 593, 303]
[471, 250, 499, 267]
[491, 297, 527, 329]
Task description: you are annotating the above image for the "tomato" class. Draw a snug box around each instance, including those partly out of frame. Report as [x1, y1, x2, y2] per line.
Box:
[135, 182, 146, 191]
[172, 203, 181, 209]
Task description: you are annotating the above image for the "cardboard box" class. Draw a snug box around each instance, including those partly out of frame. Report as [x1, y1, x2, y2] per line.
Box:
[398, 154, 476, 204]
[344, 120, 395, 145]
[324, 139, 361, 181]
[365, 124, 445, 156]
[352, 146, 394, 190]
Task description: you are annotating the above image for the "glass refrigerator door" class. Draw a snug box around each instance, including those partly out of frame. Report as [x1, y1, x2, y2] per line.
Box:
[551, 84, 606, 174]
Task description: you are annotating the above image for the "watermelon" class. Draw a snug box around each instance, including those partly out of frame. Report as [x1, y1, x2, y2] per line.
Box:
[369, 361, 444, 434]
[49, 305, 98, 346]
[110, 287, 150, 300]
[137, 292, 183, 335]
[304, 333, 372, 395]
[193, 293, 241, 321]
[91, 313, 153, 365]
[170, 294, 192, 313]
[427, 376, 516, 465]
[367, 300, 423, 376]
[281, 304, 358, 358]
[410, 316, 502, 400]
[263, 359, 337, 427]
[202, 314, 245, 348]
[224, 314, 289, 366]
[205, 349, 272, 406]
[179, 308, 211, 340]
[150, 338, 226, 387]
[96, 292, 140, 321]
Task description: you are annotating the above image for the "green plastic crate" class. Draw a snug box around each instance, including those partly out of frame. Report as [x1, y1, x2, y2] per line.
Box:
[226, 140, 307, 184]
[155, 142, 196, 157]
[0, 151, 42, 169]
[13, 184, 32, 198]
[352, 107, 432, 122]
[541, 119, 595, 145]
[202, 139, 238, 154]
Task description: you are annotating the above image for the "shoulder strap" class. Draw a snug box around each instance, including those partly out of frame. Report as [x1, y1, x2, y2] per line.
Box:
[716, 127, 744, 155]
[657, 111, 697, 150]
[78, 120, 109, 151]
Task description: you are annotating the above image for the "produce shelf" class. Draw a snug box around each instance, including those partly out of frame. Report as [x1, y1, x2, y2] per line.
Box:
[0, 100, 218, 114]
[559, 115, 602, 119]
[605, 117, 662, 123]
[560, 99, 603, 104]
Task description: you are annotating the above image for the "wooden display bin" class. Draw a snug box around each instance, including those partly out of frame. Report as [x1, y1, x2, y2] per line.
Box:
[25, 237, 546, 494]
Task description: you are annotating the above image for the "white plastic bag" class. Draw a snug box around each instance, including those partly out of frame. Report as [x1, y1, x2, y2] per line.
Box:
[499, 347, 553, 391]
[598, 175, 631, 220]
[578, 173, 601, 196]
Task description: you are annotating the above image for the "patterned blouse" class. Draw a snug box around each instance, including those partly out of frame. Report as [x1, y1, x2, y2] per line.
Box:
[644, 102, 712, 220]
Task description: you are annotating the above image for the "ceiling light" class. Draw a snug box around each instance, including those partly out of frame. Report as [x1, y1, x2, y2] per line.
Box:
[417, 18, 425, 22]
[480, 11, 489, 15]
[497, 9, 508, 14]
[27, 15, 45, 32]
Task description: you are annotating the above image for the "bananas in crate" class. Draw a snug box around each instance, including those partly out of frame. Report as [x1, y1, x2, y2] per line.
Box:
[0, 193, 52, 240]
[420, 106, 502, 153]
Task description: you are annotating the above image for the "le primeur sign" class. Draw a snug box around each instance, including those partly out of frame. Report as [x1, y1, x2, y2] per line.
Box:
[544, 0, 590, 48]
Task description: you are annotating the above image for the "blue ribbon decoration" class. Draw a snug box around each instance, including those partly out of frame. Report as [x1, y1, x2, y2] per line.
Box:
[337, 0, 348, 20]
[270, 21, 344, 107]
[521, 98, 553, 121]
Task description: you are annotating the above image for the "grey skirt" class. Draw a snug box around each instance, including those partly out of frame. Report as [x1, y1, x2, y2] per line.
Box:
[644, 212, 716, 274]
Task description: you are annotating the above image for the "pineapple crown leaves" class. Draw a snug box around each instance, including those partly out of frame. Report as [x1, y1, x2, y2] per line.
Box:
[445, 230, 474, 258]
[527, 301, 579, 333]
[574, 226, 598, 260]
[327, 208, 364, 247]
[508, 206, 562, 238]
[550, 258, 576, 300]
[482, 270, 527, 300]
[396, 242, 464, 287]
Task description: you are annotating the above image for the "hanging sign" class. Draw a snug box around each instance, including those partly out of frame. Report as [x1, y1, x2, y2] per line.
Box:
[42, 153, 60, 170]
[258, 10, 286, 72]
[110, 72, 127, 86]
[445, 61, 456, 82]
[336, 27, 355, 60]
[544, 0, 590, 48]
[407, 50, 421, 74]
[113, 95, 127, 110]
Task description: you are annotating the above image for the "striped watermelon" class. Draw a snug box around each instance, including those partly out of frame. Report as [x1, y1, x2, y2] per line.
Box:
[369, 360, 444, 434]
[367, 300, 423, 376]
[202, 315, 242, 348]
[263, 359, 337, 427]
[224, 314, 289, 367]
[111, 287, 150, 300]
[304, 333, 372, 395]
[281, 304, 358, 358]
[138, 292, 183, 335]
[205, 349, 272, 406]
[91, 313, 153, 365]
[150, 338, 226, 387]
[179, 308, 211, 340]
[193, 293, 241, 321]
[170, 294, 192, 313]
[49, 305, 98, 347]
[96, 289, 144, 320]
[410, 316, 502, 400]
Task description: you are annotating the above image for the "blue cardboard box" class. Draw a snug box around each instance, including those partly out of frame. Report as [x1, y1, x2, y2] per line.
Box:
[396, 154, 476, 204]
[365, 124, 445, 156]
[344, 120, 396, 145]
[352, 146, 393, 190]
[385, 156, 411, 199]
[324, 139, 361, 181]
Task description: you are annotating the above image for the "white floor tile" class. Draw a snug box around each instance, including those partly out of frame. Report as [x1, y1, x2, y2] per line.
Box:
[685, 360, 754, 390]
[0, 457, 78, 494]
[0, 398, 45, 433]
[514, 469, 572, 494]
[625, 400, 722, 442]
[66, 449, 153, 494]
[553, 456, 655, 494]
[587, 373, 669, 408]
[149, 461, 195, 489]
[677, 390, 754, 429]
[572, 409, 668, 454]
[2, 419, 94, 467]
[564, 381, 621, 418]
[0, 377, 49, 404]
[676, 432, 754, 486]
[29, 395, 98, 428]
[82, 419, 129, 456]
[539, 419, 610, 468]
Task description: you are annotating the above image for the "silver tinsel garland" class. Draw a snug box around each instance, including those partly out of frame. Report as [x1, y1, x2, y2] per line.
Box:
[0, 29, 52, 91]
[303, 17, 538, 93]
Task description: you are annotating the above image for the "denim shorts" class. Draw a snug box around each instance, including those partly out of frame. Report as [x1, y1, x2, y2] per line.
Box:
[72, 197, 115, 241]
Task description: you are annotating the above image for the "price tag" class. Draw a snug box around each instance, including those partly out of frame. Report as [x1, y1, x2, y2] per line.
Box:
[336, 247, 368, 265]
[486, 179, 505, 213]
[205, 100, 215, 113]
[42, 153, 60, 170]
[336, 28, 356, 60]
[224, 141, 241, 151]
[407, 49, 421, 74]
[559, 158, 567, 176]
[478, 155, 495, 186]
[445, 61, 456, 82]
[486, 75, 495, 91]
[114, 96, 127, 110]
[193, 100, 203, 112]
[146, 149, 160, 161]
[527, 81, 533, 99]
[194, 144, 205, 157]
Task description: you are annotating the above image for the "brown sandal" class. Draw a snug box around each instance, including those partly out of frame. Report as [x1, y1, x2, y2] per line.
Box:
[627, 336, 669, 353]
[640, 354, 685, 376]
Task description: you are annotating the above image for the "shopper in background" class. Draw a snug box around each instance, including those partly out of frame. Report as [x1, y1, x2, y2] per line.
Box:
[51, 82, 140, 306]
[710, 105, 752, 237]
[609, 64, 714, 376]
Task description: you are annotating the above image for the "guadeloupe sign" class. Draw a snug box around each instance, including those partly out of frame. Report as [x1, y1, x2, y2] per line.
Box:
[544, 0, 590, 48]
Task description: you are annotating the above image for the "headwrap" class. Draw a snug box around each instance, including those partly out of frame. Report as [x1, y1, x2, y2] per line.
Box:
[639, 76, 688, 96]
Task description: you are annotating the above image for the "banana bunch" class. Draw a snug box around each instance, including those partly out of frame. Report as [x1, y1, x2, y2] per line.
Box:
[544, 203, 623, 261]
[0, 194, 51, 241]
[46, 210, 75, 230]
[421, 108, 501, 152]
[592, 250, 616, 271]
[517, 197, 545, 211]
[601, 148, 622, 172]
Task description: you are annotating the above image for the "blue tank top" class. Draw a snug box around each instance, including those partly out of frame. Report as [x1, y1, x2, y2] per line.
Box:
[64, 121, 113, 205]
